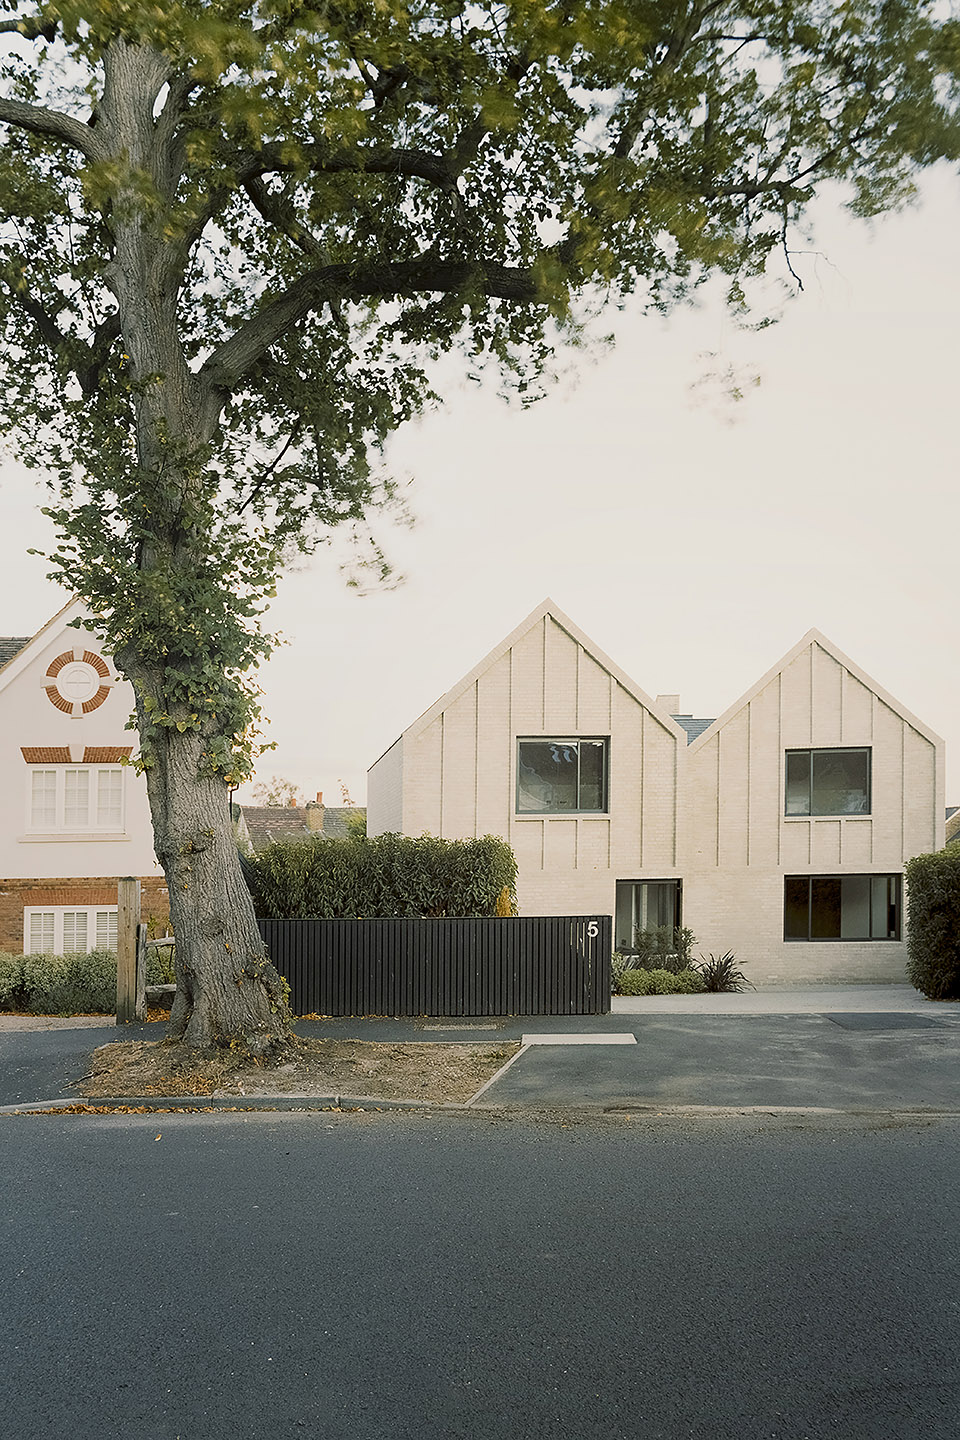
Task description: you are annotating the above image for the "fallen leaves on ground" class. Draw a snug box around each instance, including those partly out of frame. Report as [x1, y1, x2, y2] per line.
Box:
[80, 1036, 520, 1103]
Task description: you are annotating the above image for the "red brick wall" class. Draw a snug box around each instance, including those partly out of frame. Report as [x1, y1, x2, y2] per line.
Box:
[0, 875, 170, 952]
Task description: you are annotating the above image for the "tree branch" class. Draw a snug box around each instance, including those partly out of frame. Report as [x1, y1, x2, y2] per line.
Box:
[0, 260, 120, 389]
[0, 95, 102, 159]
[0, 14, 57, 41]
[200, 256, 541, 395]
[251, 140, 459, 189]
[0, 263, 68, 350]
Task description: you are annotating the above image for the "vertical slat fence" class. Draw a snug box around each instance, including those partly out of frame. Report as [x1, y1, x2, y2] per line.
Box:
[257, 916, 611, 1017]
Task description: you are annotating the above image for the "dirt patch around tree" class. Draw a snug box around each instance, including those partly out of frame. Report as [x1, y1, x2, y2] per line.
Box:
[81, 1035, 520, 1104]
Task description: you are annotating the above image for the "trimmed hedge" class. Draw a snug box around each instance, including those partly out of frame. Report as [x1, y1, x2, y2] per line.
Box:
[906, 847, 960, 1000]
[617, 967, 706, 997]
[0, 948, 171, 1014]
[242, 832, 519, 920]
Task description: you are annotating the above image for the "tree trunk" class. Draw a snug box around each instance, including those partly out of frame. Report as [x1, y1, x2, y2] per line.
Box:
[134, 713, 291, 1055]
[96, 39, 293, 1057]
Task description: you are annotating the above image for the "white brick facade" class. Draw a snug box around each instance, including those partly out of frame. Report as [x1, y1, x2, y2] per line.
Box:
[367, 601, 945, 985]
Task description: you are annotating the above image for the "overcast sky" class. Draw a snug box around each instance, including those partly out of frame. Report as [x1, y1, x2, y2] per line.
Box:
[2, 168, 958, 808]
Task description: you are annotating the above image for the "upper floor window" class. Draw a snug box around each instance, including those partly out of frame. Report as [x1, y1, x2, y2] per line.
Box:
[785, 748, 871, 817]
[517, 738, 609, 814]
[28, 766, 124, 831]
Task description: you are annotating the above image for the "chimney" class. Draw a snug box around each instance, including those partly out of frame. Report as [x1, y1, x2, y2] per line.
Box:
[656, 694, 681, 715]
[305, 793, 325, 832]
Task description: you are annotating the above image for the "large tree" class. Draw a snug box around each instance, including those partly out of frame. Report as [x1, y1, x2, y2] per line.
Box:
[0, 1, 957, 1054]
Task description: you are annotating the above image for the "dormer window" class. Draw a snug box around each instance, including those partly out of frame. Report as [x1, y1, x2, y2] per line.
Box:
[785, 748, 871, 817]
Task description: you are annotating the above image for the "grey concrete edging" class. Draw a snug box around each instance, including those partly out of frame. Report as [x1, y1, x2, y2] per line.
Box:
[0, 1092, 472, 1114]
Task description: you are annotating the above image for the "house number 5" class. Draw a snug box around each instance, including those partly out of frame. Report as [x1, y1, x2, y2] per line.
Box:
[587, 921, 599, 939]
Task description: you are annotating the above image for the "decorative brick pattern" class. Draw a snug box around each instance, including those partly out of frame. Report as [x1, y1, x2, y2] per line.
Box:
[20, 747, 71, 764]
[45, 686, 73, 713]
[81, 686, 111, 714]
[0, 875, 170, 952]
[45, 652, 72, 678]
[82, 746, 134, 763]
[82, 651, 110, 678]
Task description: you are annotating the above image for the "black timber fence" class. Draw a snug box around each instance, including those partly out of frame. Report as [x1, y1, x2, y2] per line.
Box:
[257, 916, 612, 1017]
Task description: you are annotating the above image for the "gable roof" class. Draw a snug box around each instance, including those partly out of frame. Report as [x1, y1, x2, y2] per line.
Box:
[0, 598, 90, 693]
[392, 598, 689, 750]
[688, 628, 944, 753]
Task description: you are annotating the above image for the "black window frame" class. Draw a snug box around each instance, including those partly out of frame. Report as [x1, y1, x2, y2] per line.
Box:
[784, 747, 872, 817]
[615, 879, 682, 953]
[783, 874, 902, 942]
[515, 736, 610, 816]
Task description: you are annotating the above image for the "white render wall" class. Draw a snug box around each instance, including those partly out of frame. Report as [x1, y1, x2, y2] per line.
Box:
[369, 611, 685, 916]
[0, 610, 161, 880]
[366, 735, 403, 836]
[679, 636, 944, 983]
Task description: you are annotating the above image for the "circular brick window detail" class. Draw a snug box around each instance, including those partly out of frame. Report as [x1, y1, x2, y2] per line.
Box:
[45, 650, 112, 716]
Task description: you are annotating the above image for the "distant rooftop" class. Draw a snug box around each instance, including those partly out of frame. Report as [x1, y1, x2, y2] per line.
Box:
[671, 714, 716, 744]
[237, 803, 365, 853]
[0, 636, 31, 669]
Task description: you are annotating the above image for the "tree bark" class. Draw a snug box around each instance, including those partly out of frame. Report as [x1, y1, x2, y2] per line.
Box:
[130, 716, 290, 1055]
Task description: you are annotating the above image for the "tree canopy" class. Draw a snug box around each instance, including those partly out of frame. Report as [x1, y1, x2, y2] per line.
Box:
[1, 0, 957, 1052]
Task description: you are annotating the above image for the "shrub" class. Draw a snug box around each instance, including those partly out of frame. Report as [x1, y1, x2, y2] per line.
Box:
[3, 944, 175, 1016]
[618, 967, 685, 996]
[618, 967, 654, 996]
[633, 926, 698, 973]
[906, 847, 960, 999]
[0, 952, 25, 1009]
[610, 951, 637, 993]
[22, 952, 75, 1013]
[674, 967, 707, 994]
[695, 951, 752, 993]
[243, 832, 519, 919]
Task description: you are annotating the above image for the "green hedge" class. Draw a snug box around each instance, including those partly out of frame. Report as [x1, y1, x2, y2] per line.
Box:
[617, 967, 706, 996]
[0, 948, 171, 1014]
[242, 833, 519, 919]
[906, 847, 960, 1000]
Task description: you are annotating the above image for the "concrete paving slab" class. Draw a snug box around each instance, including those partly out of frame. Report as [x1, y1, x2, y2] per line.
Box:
[521, 1032, 637, 1045]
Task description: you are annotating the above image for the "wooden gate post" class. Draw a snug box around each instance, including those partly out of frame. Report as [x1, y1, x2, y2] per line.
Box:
[116, 877, 141, 1025]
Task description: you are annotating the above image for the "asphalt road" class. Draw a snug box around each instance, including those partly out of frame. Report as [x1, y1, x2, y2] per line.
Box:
[3, 1108, 959, 1440]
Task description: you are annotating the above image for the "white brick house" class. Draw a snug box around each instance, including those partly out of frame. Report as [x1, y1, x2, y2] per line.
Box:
[0, 601, 167, 954]
[367, 601, 944, 984]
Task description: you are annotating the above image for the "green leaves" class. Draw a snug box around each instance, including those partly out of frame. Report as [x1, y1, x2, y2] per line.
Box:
[245, 832, 519, 920]
[906, 847, 960, 1000]
[0, 0, 957, 778]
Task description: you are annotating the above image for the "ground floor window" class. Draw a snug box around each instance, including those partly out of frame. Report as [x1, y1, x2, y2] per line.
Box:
[24, 906, 118, 955]
[783, 875, 901, 941]
[615, 880, 681, 951]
